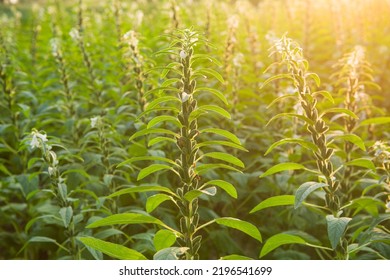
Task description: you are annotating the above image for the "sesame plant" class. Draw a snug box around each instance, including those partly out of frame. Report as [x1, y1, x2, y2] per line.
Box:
[0, 0, 389, 260]
[254, 36, 390, 259]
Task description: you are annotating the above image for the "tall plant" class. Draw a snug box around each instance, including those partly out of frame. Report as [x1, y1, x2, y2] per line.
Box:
[79, 28, 261, 260]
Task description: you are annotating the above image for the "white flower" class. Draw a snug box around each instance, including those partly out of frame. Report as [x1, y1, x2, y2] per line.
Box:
[181, 92, 190, 103]
[48, 167, 55, 176]
[180, 50, 187, 59]
[227, 15, 239, 30]
[50, 38, 60, 57]
[30, 131, 48, 149]
[69, 28, 80, 42]
[233, 53, 244, 68]
[123, 30, 138, 47]
[90, 116, 99, 128]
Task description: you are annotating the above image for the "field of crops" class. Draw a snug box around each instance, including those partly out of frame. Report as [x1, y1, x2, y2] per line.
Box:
[0, 0, 389, 260]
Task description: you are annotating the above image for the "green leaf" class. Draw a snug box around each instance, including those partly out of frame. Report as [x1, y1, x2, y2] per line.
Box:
[59, 206, 73, 228]
[306, 72, 321, 87]
[196, 163, 242, 175]
[220, 255, 254, 260]
[250, 195, 295, 213]
[147, 115, 181, 129]
[145, 96, 181, 110]
[194, 105, 231, 119]
[266, 113, 314, 126]
[260, 73, 293, 88]
[25, 215, 58, 233]
[215, 217, 262, 242]
[196, 140, 248, 152]
[360, 117, 390, 126]
[260, 233, 306, 258]
[117, 156, 178, 168]
[148, 136, 176, 147]
[321, 108, 359, 119]
[129, 128, 178, 141]
[87, 213, 167, 228]
[349, 197, 383, 216]
[265, 138, 318, 155]
[260, 162, 306, 178]
[154, 230, 177, 251]
[267, 94, 296, 108]
[108, 185, 176, 198]
[202, 152, 244, 168]
[146, 194, 172, 213]
[312, 90, 334, 103]
[345, 158, 376, 171]
[184, 187, 217, 202]
[194, 87, 228, 105]
[194, 68, 224, 83]
[62, 169, 90, 179]
[203, 180, 237, 198]
[78, 237, 147, 260]
[153, 247, 188, 260]
[334, 134, 366, 151]
[137, 164, 173, 181]
[326, 215, 352, 249]
[295, 182, 327, 209]
[200, 128, 241, 144]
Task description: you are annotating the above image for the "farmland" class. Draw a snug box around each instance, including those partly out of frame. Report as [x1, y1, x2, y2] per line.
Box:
[0, 0, 389, 260]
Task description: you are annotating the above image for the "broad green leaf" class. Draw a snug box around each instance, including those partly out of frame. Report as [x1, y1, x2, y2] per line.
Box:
[137, 164, 173, 181]
[360, 117, 390, 126]
[195, 105, 231, 119]
[25, 215, 58, 233]
[78, 237, 147, 260]
[334, 134, 366, 151]
[196, 140, 248, 152]
[146, 194, 172, 213]
[203, 180, 237, 198]
[154, 230, 177, 251]
[147, 115, 181, 129]
[59, 206, 73, 228]
[87, 213, 166, 228]
[250, 195, 295, 213]
[202, 152, 244, 168]
[215, 217, 262, 242]
[19, 236, 69, 254]
[220, 255, 254, 260]
[129, 128, 178, 141]
[161, 78, 180, 87]
[321, 108, 358, 119]
[267, 94, 296, 108]
[260, 233, 306, 258]
[184, 187, 217, 202]
[312, 90, 334, 103]
[194, 87, 228, 105]
[345, 158, 375, 171]
[192, 54, 222, 67]
[260, 73, 293, 88]
[326, 215, 352, 249]
[145, 96, 181, 110]
[260, 162, 305, 178]
[153, 247, 188, 260]
[62, 169, 90, 178]
[194, 68, 224, 83]
[196, 163, 242, 175]
[306, 72, 321, 87]
[117, 156, 178, 168]
[137, 107, 180, 120]
[148, 136, 176, 147]
[108, 185, 176, 198]
[200, 128, 241, 144]
[265, 138, 318, 155]
[349, 197, 383, 216]
[266, 113, 314, 126]
[295, 182, 327, 209]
